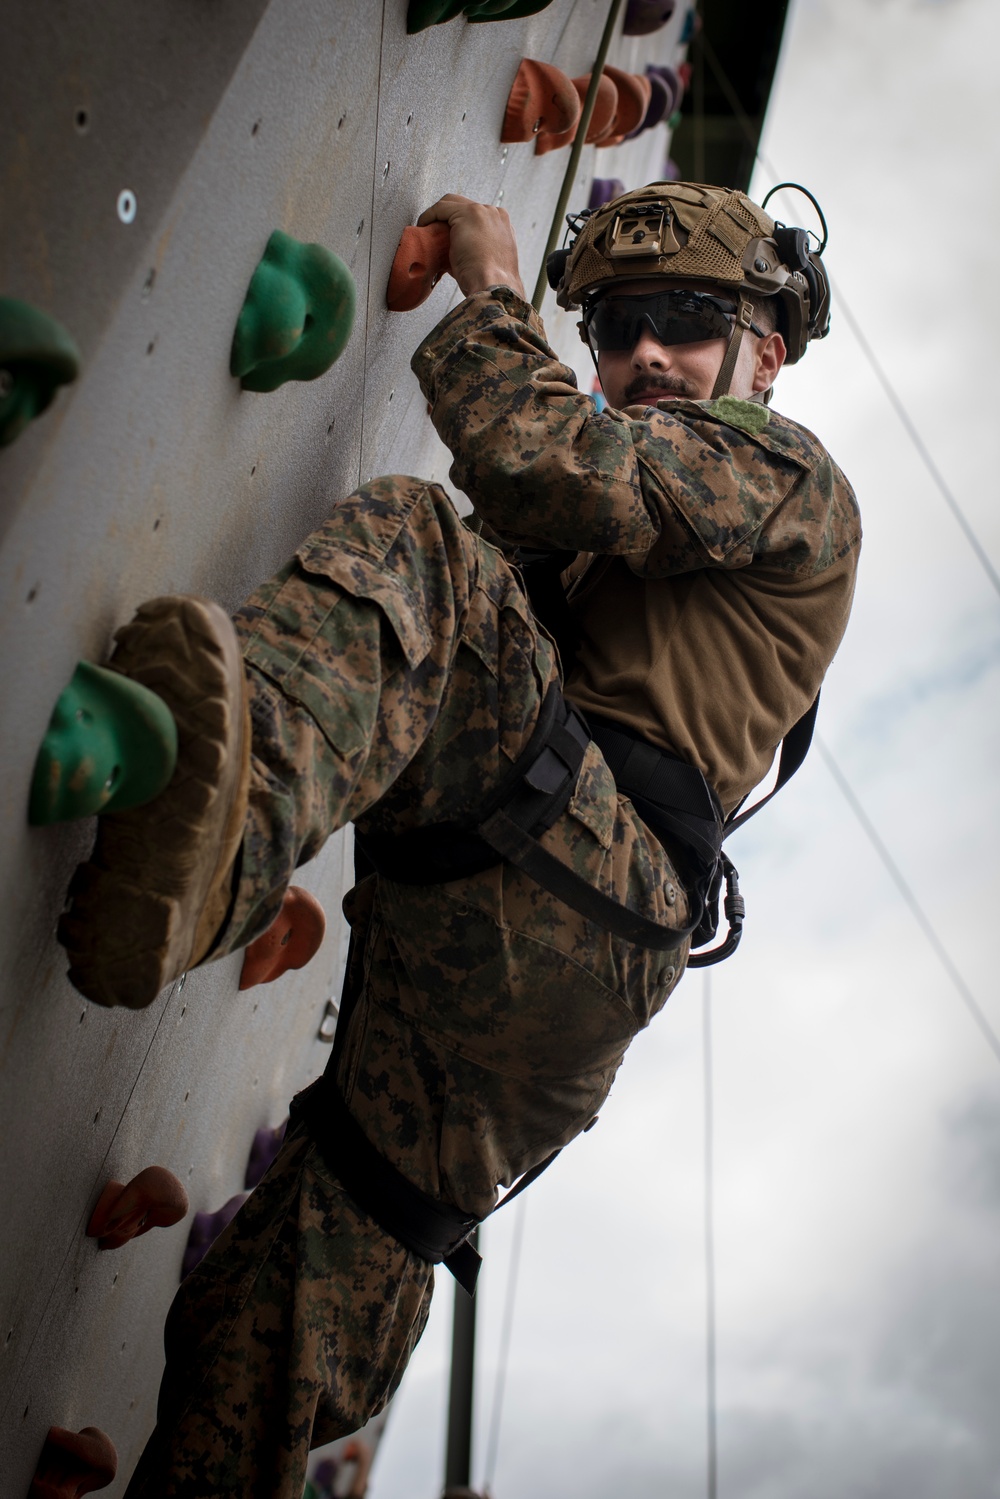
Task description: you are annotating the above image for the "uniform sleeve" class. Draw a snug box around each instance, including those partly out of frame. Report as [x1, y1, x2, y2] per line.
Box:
[411, 286, 856, 580]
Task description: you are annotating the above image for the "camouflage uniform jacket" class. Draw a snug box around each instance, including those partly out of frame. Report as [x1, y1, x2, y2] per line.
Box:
[412, 287, 861, 813]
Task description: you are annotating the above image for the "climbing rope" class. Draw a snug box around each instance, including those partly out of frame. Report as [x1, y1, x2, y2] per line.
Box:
[481, 1198, 528, 1492]
[702, 971, 718, 1499]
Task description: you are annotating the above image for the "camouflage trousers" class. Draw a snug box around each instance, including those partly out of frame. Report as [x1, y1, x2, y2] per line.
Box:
[127, 477, 690, 1497]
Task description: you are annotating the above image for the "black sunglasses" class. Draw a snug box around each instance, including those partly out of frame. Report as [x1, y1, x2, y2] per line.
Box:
[582, 289, 765, 353]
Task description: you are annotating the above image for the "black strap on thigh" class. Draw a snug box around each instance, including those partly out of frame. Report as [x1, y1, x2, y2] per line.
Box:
[356, 682, 700, 952]
[289, 1076, 484, 1292]
[289, 1071, 564, 1296]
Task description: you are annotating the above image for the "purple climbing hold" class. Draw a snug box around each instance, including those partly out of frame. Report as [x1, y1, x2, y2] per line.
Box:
[625, 71, 671, 139]
[180, 1194, 248, 1279]
[312, 1458, 339, 1495]
[662, 156, 681, 182]
[646, 64, 681, 119]
[244, 1120, 288, 1190]
[623, 0, 676, 35]
[588, 178, 625, 211]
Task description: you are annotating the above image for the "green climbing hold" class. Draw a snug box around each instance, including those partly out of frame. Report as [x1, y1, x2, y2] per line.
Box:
[0, 298, 81, 447]
[464, 0, 551, 15]
[230, 230, 356, 393]
[29, 661, 178, 826]
[463, 0, 518, 16]
[466, 0, 555, 16]
[406, 0, 467, 31]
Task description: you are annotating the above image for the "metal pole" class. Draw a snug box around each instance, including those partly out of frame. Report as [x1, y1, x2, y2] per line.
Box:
[703, 972, 718, 1499]
[444, 1229, 479, 1491]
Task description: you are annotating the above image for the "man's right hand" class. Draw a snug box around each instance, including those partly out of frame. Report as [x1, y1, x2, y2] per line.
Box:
[417, 194, 527, 301]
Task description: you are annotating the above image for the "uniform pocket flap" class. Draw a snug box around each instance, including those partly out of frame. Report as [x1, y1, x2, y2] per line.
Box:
[295, 539, 433, 672]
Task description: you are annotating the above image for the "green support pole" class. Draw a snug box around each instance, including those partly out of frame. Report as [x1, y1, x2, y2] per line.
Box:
[530, 0, 625, 312]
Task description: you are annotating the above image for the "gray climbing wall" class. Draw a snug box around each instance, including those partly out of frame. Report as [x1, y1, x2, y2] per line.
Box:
[0, 1, 692, 1491]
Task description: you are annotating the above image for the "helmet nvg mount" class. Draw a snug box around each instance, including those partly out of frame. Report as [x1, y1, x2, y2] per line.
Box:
[547, 180, 831, 399]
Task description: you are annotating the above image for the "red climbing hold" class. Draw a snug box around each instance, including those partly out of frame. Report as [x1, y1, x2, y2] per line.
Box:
[239, 885, 326, 990]
[597, 67, 653, 146]
[500, 59, 580, 144]
[386, 224, 452, 312]
[534, 72, 618, 154]
[28, 1425, 117, 1497]
[86, 1167, 189, 1250]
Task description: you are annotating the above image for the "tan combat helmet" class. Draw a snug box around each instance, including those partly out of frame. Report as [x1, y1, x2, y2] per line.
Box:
[547, 180, 831, 399]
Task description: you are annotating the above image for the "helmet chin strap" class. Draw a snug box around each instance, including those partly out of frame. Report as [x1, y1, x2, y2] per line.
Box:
[709, 292, 756, 400]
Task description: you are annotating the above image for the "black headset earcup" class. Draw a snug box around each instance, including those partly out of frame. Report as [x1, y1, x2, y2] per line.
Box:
[803, 258, 830, 338]
[546, 248, 571, 291]
[774, 225, 811, 272]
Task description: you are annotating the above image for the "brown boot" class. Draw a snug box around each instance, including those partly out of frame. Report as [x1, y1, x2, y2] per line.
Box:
[58, 596, 251, 1009]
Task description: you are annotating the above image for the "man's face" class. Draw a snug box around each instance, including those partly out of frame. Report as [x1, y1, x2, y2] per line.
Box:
[586, 278, 785, 410]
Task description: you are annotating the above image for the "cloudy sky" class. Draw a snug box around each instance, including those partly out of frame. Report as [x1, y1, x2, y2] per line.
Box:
[369, 1, 1000, 1494]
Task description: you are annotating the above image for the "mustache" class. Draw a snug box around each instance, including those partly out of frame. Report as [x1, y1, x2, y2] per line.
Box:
[622, 373, 691, 402]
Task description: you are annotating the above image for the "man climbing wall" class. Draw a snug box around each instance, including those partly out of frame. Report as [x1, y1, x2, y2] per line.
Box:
[56, 182, 859, 1497]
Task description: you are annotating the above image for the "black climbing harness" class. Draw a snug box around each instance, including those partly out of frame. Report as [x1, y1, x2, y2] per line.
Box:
[514, 548, 820, 966]
[355, 680, 706, 951]
[289, 553, 819, 1293]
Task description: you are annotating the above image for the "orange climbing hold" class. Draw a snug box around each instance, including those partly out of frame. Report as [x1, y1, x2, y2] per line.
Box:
[500, 58, 580, 144]
[534, 71, 618, 154]
[386, 223, 452, 312]
[86, 1166, 189, 1250]
[239, 885, 327, 989]
[28, 1425, 117, 1497]
[597, 67, 652, 145]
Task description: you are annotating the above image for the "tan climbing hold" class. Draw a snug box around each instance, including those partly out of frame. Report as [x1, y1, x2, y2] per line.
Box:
[534, 71, 618, 154]
[239, 885, 327, 989]
[28, 1425, 117, 1497]
[386, 224, 452, 312]
[86, 1166, 189, 1250]
[500, 58, 580, 143]
[597, 66, 652, 145]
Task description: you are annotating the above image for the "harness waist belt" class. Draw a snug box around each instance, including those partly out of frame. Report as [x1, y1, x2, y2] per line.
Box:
[585, 715, 724, 872]
[356, 684, 700, 952]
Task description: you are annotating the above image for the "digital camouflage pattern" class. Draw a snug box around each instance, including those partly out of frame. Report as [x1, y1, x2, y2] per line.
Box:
[129, 475, 690, 1495]
[225, 475, 689, 1208]
[411, 286, 862, 810]
[124, 1129, 433, 1499]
